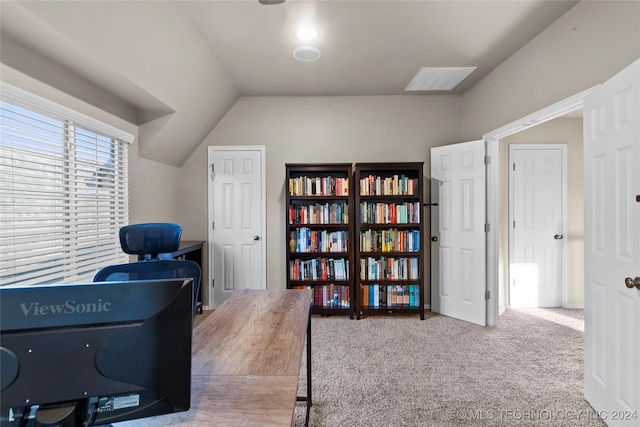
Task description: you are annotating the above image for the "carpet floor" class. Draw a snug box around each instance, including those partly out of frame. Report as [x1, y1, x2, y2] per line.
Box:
[292, 308, 605, 426]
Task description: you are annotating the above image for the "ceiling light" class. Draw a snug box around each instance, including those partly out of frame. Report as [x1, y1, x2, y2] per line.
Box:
[293, 46, 321, 62]
[405, 67, 477, 91]
[295, 27, 319, 41]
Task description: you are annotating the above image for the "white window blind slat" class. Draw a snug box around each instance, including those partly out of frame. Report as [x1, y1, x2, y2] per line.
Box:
[0, 88, 129, 287]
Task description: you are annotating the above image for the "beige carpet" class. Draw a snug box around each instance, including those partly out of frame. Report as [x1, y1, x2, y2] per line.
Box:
[292, 308, 604, 426]
[193, 309, 214, 329]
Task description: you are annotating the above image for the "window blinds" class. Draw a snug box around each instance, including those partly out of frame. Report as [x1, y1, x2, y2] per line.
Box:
[0, 85, 131, 286]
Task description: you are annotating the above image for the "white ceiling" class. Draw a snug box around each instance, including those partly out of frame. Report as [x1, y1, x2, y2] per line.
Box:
[180, 0, 578, 96]
[0, 0, 580, 165]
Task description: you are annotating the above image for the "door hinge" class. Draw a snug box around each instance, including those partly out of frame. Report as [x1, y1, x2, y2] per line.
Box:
[212, 221, 215, 230]
[212, 279, 215, 288]
[484, 223, 490, 232]
[513, 221, 516, 228]
[485, 290, 490, 300]
[513, 163, 516, 171]
[484, 155, 490, 165]
[210, 164, 215, 180]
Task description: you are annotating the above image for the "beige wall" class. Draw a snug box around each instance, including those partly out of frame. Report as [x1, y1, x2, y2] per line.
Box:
[461, 0, 640, 140]
[179, 95, 462, 304]
[128, 144, 181, 225]
[499, 118, 583, 309]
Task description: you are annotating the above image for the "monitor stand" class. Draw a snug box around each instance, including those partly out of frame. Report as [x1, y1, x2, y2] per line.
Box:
[35, 402, 79, 427]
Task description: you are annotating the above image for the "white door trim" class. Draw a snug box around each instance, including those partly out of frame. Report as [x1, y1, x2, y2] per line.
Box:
[482, 85, 599, 326]
[508, 144, 568, 308]
[207, 145, 267, 308]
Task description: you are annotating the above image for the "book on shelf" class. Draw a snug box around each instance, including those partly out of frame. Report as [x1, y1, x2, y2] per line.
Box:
[360, 256, 419, 280]
[290, 228, 349, 253]
[359, 174, 418, 196]
[360, 284, 420, 309]
[292, 284, 351, 309]
[289, 176, 349, 196]
[358, 229, 420, 252]
[289, 202, 349, 225]
[358, 201, 420, 224]
[289, 258, 349, 281]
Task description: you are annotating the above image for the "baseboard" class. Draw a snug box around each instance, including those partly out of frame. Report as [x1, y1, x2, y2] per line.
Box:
[563, 304, 584, 309]
[499, 305, 508, 315]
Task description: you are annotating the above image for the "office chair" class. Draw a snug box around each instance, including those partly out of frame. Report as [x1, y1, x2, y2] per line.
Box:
[94, 223, 202, 319]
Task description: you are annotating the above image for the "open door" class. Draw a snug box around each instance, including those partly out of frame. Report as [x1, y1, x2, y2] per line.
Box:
[431, 140, 486, 326]
[583, 59, 639, 425]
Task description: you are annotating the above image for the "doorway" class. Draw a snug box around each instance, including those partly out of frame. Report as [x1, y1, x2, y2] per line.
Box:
[483, 86, 596, 325]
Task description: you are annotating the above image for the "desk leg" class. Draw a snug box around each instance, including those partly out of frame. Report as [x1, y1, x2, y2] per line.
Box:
[306, 309, 312, 407]
[297, 310, 312, 427]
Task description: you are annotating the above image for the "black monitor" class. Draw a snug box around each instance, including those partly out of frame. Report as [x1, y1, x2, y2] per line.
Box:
[0, 278, 193, 427]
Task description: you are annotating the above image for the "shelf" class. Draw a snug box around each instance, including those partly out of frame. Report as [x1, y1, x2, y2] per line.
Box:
[354, 162, 425, 320]
[286, 163, 355, 318]
[290, 280, 350, 285]
[290, 251, 350, 257]
[290, 195, 350, 201]
[289, 223, 349, 229]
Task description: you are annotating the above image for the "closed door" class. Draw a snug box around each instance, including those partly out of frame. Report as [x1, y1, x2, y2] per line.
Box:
[431, 140, 486, 326]
[208, 146, 266, 308]
[510, 145, 565, 307]
[584, 59, 639, 424]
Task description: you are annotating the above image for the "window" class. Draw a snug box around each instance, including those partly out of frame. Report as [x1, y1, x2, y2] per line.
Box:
[0, 83, 133, 286]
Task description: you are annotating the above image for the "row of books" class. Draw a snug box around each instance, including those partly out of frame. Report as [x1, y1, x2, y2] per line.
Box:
[292, 284, 351, 309]
[289, 228, 349, 253]
[361, 284, 421, 308]
[289, 176, 349, 196]
[289, 258, 349, 281]
[360, 256, 419, 280]
[359, 202, 420, 224]
[359, 174, 418, 196]
[289, 202, 348, 225]
[359, 229, 421, 252]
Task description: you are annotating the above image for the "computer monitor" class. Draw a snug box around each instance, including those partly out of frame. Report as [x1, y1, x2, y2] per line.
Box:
[0, 278, 193, 427]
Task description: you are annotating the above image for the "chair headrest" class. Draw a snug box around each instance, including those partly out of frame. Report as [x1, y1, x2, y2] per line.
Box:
[119, 223, 182, 256]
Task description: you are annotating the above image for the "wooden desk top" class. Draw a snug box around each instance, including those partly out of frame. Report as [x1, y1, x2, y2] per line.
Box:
[113, 289, 312, 427]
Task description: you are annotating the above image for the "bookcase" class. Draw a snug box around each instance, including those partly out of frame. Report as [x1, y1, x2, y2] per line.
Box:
[285, 163, 355, 318]
[354, 162, 425, 320]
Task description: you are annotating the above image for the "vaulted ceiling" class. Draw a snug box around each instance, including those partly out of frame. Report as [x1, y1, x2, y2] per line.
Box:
[0, 0, 579, 166]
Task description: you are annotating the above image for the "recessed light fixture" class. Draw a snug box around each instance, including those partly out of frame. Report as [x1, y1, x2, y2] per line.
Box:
[294, 27, 319, 41]
[293, 46, 321, 62]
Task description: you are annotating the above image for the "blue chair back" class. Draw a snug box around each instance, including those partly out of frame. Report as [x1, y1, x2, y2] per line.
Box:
[94, 223, 202, 319]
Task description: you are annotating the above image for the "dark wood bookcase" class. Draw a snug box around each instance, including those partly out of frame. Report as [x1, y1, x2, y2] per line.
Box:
[354, 162, 425, 320]
[285, 163, 355, 318]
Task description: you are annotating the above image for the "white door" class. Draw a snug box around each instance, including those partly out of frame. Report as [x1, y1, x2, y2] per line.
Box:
[584, 59, 640, 425]
[208, 146, 266, 308]
[510, 145, 566, 307]
[431, 140, 486, 326]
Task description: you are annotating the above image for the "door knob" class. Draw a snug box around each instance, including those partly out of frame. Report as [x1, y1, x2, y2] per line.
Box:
[431, 236, 438, 242]
[624, 277, 640, 290]
[554, 234, 563, 240]
[253, 235, 260, 241]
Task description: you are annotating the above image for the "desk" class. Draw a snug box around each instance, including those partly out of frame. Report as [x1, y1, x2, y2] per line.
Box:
[136, 241, 205, 264]
[139, 241, 206, 312]
[113, 289, 313, 427]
